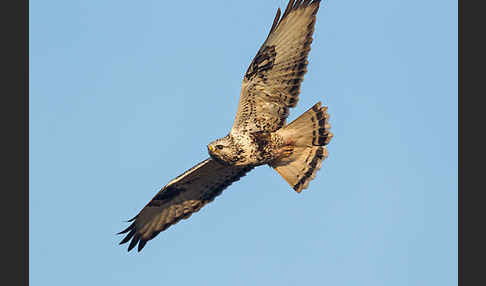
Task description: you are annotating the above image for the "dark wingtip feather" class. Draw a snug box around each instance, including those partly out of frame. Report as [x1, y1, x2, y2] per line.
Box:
[119, 229, 136, 245]
[118, 220, 148, 252]
[295, 0, 305, 8]
[138, 239, 147, 252]
[272, 0, 321, 37]
[117, 221, 135, 235]
[282, 0, 296, 19]
[126, 215, 138, 222]
[127, 234, 141, 252]
[269, 8, 281, 35]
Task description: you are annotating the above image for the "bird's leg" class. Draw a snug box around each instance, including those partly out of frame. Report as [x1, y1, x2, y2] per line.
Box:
[278, 146, 294, 158]
[273, 137, 296, 160]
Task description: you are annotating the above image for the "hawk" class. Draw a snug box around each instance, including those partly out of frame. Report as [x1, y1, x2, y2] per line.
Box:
[119, 0, 333, 252]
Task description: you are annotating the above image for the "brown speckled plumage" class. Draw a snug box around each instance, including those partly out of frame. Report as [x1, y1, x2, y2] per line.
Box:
[119, 0, 333, 252]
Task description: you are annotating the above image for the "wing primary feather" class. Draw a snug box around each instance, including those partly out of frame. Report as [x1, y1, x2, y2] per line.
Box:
[117, 221, 135, 235]
[268, 0, 317, 42]
[150, 230, 161, 240]
[282, 0, 296, 20]
[118, 0, 325, 254]
[127, 234, 140, 252]
[119, 229, 136, 245]
[137, 239, 147, 252]
[232, 0, 321, 133]
[266, 8, 281, 40]
[118, 159, 254, 252]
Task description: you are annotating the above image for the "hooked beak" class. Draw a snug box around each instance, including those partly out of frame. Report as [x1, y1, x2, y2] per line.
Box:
[208, 145, 215, 152]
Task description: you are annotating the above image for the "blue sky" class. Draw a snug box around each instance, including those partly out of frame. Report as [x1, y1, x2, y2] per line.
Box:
[30, 0, 457, 285]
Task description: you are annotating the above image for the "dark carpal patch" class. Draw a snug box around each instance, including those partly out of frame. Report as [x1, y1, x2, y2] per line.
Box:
[147, 186, 185, 207]
[245, 45, 277, 81]
[119, 164, 254, 252]
[200, 167, 253, 202]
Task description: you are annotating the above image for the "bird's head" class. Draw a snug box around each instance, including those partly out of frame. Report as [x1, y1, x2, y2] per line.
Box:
[207, 135, 239, 164]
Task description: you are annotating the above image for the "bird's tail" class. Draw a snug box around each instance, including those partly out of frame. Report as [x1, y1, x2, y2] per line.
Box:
[270, 102, 333, 193]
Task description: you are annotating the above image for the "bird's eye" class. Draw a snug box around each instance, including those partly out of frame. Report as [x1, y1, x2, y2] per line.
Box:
[216, 145, 224, 150]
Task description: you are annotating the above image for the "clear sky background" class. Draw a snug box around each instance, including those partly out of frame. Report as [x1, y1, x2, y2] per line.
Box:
[30, 0, 457, 285]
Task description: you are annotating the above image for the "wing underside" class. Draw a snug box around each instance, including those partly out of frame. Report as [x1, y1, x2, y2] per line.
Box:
[119, 158, 253, 252]
[232, 0, 321, 134]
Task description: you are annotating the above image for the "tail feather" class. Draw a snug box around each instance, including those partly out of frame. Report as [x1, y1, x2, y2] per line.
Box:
[271, 102, 333, 193]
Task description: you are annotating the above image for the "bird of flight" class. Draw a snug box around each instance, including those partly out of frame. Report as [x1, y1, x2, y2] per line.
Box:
[119, 0, 333, 252]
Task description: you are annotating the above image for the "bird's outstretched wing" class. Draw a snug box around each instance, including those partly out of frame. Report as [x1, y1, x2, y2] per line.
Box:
[118, 158, 253, 252]
[232, 0, 321, 134]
